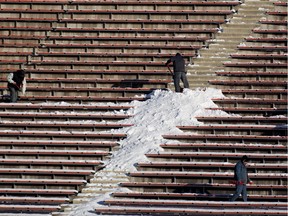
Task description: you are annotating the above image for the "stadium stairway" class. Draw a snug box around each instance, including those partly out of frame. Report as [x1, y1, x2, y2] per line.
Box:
[188, 0, 278, 88]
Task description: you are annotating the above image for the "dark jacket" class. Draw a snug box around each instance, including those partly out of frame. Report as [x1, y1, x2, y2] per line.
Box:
[234, 161, 250, 185]
[165, 53, 186, 73]
[7, 71, 25, 90]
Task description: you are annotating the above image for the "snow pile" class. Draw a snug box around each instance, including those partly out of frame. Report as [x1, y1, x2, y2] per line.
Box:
[67, 88, 229, 216]
[105, 88, 227, 171]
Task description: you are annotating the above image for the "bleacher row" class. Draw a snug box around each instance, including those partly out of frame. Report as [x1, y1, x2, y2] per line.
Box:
[0, 0, 286, 215]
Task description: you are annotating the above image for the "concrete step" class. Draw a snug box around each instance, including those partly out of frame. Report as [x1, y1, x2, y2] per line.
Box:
[189, 0, 276, 88]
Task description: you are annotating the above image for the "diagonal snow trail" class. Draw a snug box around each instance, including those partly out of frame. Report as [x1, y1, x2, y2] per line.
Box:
[66, 88, 228, 216]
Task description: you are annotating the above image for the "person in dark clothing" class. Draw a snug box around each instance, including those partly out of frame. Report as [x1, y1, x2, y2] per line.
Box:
[7, 69, 26, 103]
[165, 53, 189, 92]
[230, 155, 252, 202]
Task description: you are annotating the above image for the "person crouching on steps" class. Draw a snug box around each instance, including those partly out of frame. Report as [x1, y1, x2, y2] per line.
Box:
[165, 53, 189, 93]
[7, 69, 26, 103]
[230, 155, 253, 202]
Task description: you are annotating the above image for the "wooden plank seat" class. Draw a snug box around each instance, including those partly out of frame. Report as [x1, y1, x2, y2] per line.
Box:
[229, 53, 287, 60]
[0, 51, 32, 56]
[0, 42, 40, 50]
[5, 87, 160, 97]
[0, 103, 133, 112]
[0, 59, 26, 64]
[60, 18, 226, 26]
[1, 86, 168, 95]
[45, 35, 211, 46]
[33, 52, 196, 61]
[0, 25, 201, 41]
[223, 62, 287, 68]
[119, 182, 287, 195]
[266, 11, 288, 16]
[128, 171, 287, 181]
[64, 9, 234, 17]
[94, 206, 288, 216]
[244, 37, 287, 43]
[0, 17, 58, 23]
[46, 35, 210, 47]
[274, 2, 288, 6]
[0, 0, 241, 7]
[19, 95, 147, 103]
[252, 29, 288, 35]
[177, 124, 287, 133]
[112, 191, 288, 202]
[0, 77, 171, 86]
[68, 1, 242, 7]
[1, 68, 171, 78]
[160, 143, 287, 153]
[220, 89, 287, 97]
[0, 35, 45, 41]
[0, 34, 210, 44]
[145, 152, 288, 161]
[162, 134, 287, 144]
[0, 121, 133, 131]
[0, 178, 86, 187]
[0, 130, 127, 142]
[0, 140, 117, 148]
[2, 17, 226, 27]
[0, 205, 60, 213]
[11, 83, 167, 90]
[0, 158, 103, 168]
[195, 116, 287, 125]
[259, 20, 288, 25]
[0, 60, 171, 68]
[104, 199, 287, 209]
[207, 107, 287, 116]
[0, 26, 51, 32]
[40, 43, 204, 50]
[136, 161, 288, 171]
[0, 139, 112, 148]
[120, 182, 287, 190]
[0, 0, 66, 3]
[0, 188, 77, 196]
[0, 51, 192, 62]
[209, 80, 287, 87]
[0, 149, 109, 158]
[0, 168, 94, 178]
[211, 98, 287, 107]
[236, 45, 287, 51]
[0, 112, 132, 121]
[215, 71, 287, 77]
[50, 27, 219, 38]
[0, 8, 234, 16]
[0, 5, 64, 11]
[0, 196, 69, 205]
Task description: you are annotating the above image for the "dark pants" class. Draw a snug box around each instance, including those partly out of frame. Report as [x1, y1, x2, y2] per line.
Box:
[173, 72, 189, 92]
[230, 184, 248, 202]
[8, 86, 18, 102]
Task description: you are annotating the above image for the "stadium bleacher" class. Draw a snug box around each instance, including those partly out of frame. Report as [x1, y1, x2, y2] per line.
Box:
[0, 0, 286, 215]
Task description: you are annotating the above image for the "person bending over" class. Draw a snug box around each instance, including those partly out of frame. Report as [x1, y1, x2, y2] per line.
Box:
[7, 69, 26, 103]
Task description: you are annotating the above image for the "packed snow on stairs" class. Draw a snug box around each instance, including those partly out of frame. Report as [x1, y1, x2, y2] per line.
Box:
[65, 88, 229, 216]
